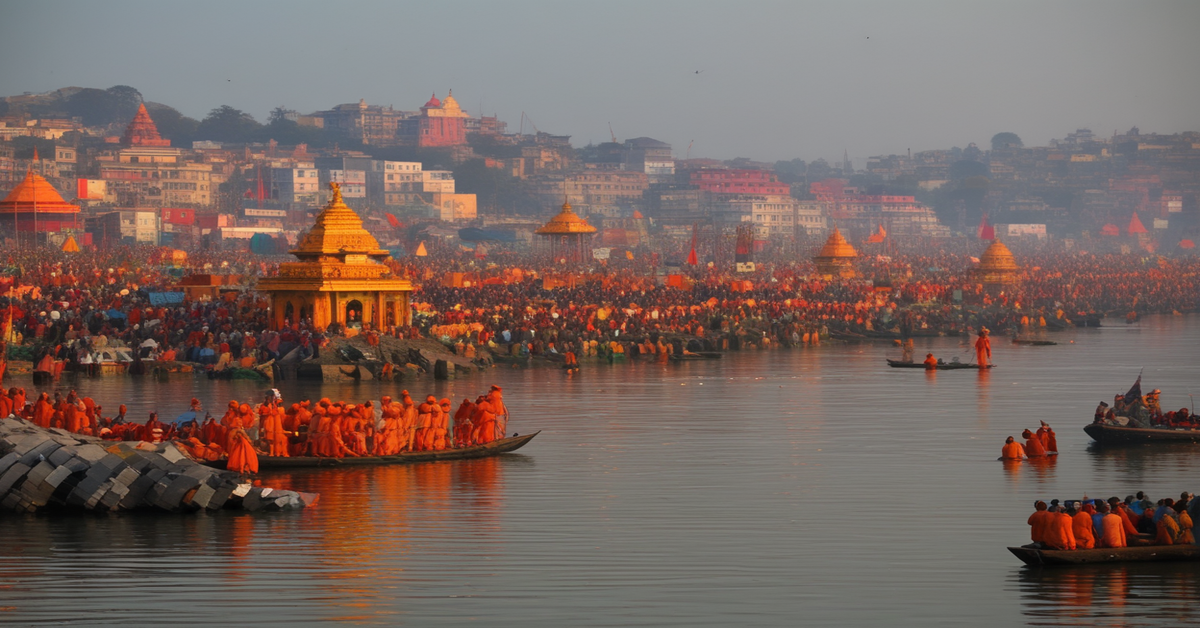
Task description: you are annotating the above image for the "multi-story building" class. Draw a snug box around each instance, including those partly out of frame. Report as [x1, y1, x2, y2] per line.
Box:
[529, 169, 649, 211]
[316, 100, 413, 146]
[397, 92, 470, 148]
[714, 195, 827, 237]
[87, 209, 160, 245]
[690, 168, 791, 196]
[268, 165, 319, 209]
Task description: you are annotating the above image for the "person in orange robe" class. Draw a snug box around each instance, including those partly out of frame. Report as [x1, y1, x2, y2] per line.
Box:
[1098, 503, 1127, 548]
[1028, 501, 1052, 545]
[923, 353, 938, 369]
[63, 398, 83, 433]
[1023, 429, 1046, 457]
[1043, 506, 1077, 550]
[1001, 436, 1026, 459]
[225, 427, 259, 474]
[400, 393, 417, 452]
[453, 399, 475, 448]
[472, 396, 497, 445]
[11, 388, 27, 417]
[974, 327, 992, 366]
[32, 393, 53, 428]
[373, 402, 401, 456]
[0, 391, 12, 419]
[415, 398, 434, 451]
[434, 398, 452, 450]
[1070, 504, 1096, 549]
[262, 403, 289, 457]
[1036, 422, 1058, 454]
[488, 386, 508, 440]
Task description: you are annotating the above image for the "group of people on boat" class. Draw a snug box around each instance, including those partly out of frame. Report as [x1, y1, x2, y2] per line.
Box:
[1000, 422, 1058, 459]
[0, 384, 512, 475]
[1093, 383, 1196, 429]
[1027, 492, 1200, 551]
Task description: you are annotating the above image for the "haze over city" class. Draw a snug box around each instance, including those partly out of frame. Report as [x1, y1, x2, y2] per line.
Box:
[3, 0, 1197, 161]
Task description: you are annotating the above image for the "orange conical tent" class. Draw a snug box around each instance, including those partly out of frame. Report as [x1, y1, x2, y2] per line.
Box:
[1180, 239, 1196, 250]
[60, 236, 80, 253]
[1128, 212, 1148, 234]
[415, 241, 428, 257]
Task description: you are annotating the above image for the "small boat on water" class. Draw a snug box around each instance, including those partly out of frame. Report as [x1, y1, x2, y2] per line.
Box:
[670, 352, 723, 362]
[1008, 543, 1200, 566]
[205, 431, 539, 470]
[1012, 339, 1057, 346]
[886, 359, 992, 371]
[1083, 422, 1200, 445]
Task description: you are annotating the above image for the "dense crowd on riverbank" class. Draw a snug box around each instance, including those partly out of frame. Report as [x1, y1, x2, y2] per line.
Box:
[1, 242, 1197, 372]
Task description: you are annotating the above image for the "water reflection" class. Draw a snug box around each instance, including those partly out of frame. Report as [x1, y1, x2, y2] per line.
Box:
[1002, 455, 1059, 485]
[1014, 564, 1200, 625]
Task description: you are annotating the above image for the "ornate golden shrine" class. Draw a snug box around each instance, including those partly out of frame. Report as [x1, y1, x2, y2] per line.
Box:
[257, 182, 413, 331]
[972, 240, 1020, 287]
[813, 228, 858, 279]
[535, 199, 596, 262]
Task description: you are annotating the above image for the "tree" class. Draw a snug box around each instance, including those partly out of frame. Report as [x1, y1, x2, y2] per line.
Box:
[196, 105, 262, 143]
[773, 158, 807, 184]
[949, 159, 988, 180]
[990, 132, 1023, 150]
[268, 106, 296, 124]
[145, 103, 199, 146]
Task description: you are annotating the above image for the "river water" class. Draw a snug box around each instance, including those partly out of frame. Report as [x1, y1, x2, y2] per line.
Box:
[2, 316, 1199, 626]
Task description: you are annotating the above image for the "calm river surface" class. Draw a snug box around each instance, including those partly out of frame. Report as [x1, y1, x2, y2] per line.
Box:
[3, 316, 1200, 626]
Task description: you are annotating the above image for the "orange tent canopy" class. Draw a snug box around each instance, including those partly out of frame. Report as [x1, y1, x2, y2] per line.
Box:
[1100, 224, 1121, 236]
[1128, 212, 1148, 234]
[1181, 239, 1196, 250]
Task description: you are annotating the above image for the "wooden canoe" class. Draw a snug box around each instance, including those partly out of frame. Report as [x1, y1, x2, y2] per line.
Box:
[206, 431, 539, 470]
[1008, 543, 1200, 566]
[1012, 339, 1057, 346]
[886, 359, 992, 370]
[670, 352, 723, 362]
[1083, 422, 1200, 445]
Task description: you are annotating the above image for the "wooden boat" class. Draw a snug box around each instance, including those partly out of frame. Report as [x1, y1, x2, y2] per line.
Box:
[670, 351, 723, 362]
[886, 359, 992, 370]
[1012, 339, 1057, 346]
[1083, 422, 1200, 444]
[206, 431, 539, 470]
[1008, 543, 1200, 566]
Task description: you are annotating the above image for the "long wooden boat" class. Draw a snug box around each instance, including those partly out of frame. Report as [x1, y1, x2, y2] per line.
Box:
[670, 352, 723, 362]
[1008, 543, 1200, 566]
[1012, 339, 1057, 346]
[206, 431, 539, 470]
[1083, 422, 1200, 445]
[886, 359, 992, 370]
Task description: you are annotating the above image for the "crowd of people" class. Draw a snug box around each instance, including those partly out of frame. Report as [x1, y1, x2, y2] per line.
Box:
[0, 384, 512, 475]
[0, 240, 1195, 375]
[1027, 492, 1200, 550]
[1093, 383, 1198, 429]
[1001, 422, 1059, 459]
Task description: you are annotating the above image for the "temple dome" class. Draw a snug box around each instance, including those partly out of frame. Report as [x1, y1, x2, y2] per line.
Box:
[978, 240, 1018, 272]
[535, 200, 597, 235]
[441, 90, 461, 113]
[121, 103, 170, 147]
[815, 229, 858, 259]
[424, 93, 441, 108]
[291, 182, 388, 258]
[0, 171, 80, 214]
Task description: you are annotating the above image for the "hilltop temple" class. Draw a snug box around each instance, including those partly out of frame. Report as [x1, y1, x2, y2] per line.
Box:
[0, 170, 81, 236]
[535, 199, 597, 262]
[972, 240, 1020, 288]
[121, 103, 171, 147]
[257, 182, 413, 331]
[813, 228, 858, 279]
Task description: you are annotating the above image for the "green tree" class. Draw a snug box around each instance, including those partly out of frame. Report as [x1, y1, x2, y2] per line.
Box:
[990, 132, 1023, 150]
[196, 105, 262, 143]
[145, 103, 199, 146]
[773, 158, 807, 184]
[949, 159, 988, 180]
[65, 86, 144, 127]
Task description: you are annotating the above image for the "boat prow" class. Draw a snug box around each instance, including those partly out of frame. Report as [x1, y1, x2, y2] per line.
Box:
[1009, 544, 1200, 566]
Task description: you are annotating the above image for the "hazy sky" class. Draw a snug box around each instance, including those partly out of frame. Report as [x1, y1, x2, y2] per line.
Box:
[2, 1, 1197, 163]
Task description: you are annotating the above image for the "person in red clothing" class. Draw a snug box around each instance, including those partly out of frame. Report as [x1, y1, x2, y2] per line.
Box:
[1043, 506, 1077, 550]
[1023, 429, 1047, 457]
[1098, 503, 1127, 548]
[974, 327, 992, 366]
[1000, 436, 1026, 459]
[1070, 503, 1095, 549]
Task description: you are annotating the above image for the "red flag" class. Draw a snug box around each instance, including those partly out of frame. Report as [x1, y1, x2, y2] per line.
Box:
[977, 213, 995, 241]
[687, 223, 698, 265]
[1127, 212, 1148, 234]
[32, 147, 39, 162]
[386, 213, 400, 228]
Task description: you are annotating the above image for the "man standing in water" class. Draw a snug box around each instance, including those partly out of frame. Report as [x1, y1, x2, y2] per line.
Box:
[974, 327, 992, 366]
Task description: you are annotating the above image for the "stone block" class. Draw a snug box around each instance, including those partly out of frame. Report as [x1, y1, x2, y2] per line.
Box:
[19, 440, 62, 466]
[43, 464, 73, 489]
[158, 444, 186, 464]
[118, 473, 158, 509]
[189, 483, 216, 509]
[0, 462, 32, 495]
[73, 444, 108, 463]
[0, 451, 19, 475]
[159, 475, 202, 510]
[47, 446, 76, 466]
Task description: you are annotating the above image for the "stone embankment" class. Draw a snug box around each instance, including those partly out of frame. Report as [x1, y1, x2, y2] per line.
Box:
[0, 418, 317, 514]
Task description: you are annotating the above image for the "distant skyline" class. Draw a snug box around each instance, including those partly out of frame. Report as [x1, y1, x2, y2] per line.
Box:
[2, 1, 1198, 163]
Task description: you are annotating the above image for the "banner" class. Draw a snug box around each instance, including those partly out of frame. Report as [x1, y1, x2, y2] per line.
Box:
[592, 247, 611, 260]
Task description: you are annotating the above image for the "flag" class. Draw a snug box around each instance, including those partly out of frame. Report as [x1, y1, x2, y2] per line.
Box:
[626, 250, 634, 260]
[867, 224, 886, 243]
[978, 213, 995, 240]
[687, 223, 698, 265]
[385, 213, 400, 228]
[1123, 373, 1142, 405]
[1128, 212, 1148, 234]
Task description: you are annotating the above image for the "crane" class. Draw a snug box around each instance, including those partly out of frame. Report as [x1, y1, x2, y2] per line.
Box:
[520, 111, 540, 136]
[609, 122, 618, 144]
[686, 140, 694, 160]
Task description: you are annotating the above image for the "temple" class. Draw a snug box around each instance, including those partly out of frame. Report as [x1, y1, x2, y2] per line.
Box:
[416, 91, 469, 148]
[121, 103, 171, 147]
[0, 170, 81, 236]
[813, 228, 858, 279]
[972, 240, 1020, 288]
[535, 199, 597, 262]
[257, 182, 413, 331]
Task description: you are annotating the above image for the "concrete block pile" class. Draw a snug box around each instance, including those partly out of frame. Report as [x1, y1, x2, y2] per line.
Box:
[0, 418, 317, 514]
